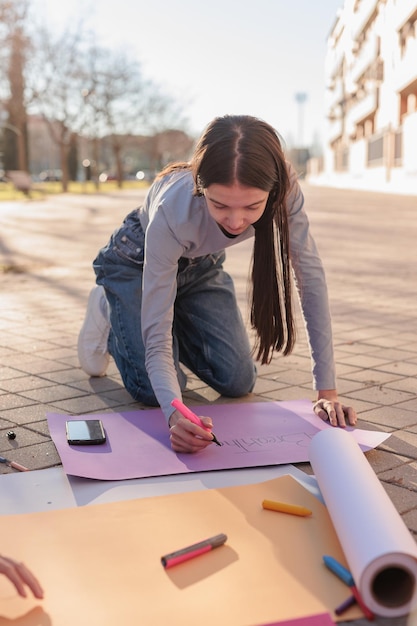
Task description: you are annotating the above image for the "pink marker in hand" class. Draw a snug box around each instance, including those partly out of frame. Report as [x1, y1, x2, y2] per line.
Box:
[171, 398, 221, 446]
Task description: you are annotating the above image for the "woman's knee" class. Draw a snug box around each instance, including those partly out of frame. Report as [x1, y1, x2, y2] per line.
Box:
[123, 371, 159, 406]
[213, 359, 257, 397]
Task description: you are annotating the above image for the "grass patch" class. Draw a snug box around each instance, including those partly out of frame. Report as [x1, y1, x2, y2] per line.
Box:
[0, 263, 26, 273]
[0, 179, 150, 202]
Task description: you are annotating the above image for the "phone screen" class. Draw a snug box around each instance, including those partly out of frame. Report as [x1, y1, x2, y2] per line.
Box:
[66, 419, 106, 445]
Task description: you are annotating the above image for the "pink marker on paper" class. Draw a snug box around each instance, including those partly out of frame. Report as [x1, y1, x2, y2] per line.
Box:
[171, 398, 221, 446]
[161, 533, 227, 568]
[0, 456, 29, 472]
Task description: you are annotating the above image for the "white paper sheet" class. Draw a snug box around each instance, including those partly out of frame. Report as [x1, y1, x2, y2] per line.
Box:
[309, 428, 417, 618]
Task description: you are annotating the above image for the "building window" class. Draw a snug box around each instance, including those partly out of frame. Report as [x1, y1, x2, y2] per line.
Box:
[367, 134, 384, 166]
[334, 144, 349, 171]
[394, 129, 402, 166]
[398, 9, 417, 57]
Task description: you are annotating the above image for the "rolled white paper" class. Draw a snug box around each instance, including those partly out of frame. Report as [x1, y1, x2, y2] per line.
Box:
[309, 427, 417, 618]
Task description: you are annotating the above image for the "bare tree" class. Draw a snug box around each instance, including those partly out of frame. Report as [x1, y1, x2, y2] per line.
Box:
[0, 1, 191, 189]
[28, 24, 91, 191]
[81, 44, 189, 188]
[138, 85, 192, 172]
[0, 0, 31, 172]
[80, 45, 142, 188]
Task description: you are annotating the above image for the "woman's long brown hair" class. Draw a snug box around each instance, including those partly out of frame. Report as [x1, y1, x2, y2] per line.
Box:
[158, 114, 296, 364]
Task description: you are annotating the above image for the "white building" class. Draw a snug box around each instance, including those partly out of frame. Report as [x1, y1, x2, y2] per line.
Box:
[309, 0, 417, 194]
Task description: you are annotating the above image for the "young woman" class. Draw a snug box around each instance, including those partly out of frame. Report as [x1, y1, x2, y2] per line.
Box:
[78, 115, 357, 453]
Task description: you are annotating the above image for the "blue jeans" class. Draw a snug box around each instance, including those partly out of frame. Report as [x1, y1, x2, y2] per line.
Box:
[93, 210, 256, 406]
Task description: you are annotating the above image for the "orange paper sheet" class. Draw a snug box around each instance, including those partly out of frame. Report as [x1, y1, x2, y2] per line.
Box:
[0, 475, 361, 626]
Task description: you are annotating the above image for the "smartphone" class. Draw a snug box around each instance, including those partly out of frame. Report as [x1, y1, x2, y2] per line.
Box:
[66, 419, 106, 445]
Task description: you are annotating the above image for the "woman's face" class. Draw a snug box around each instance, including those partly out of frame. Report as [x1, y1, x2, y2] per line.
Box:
[204, 182, 269, 236]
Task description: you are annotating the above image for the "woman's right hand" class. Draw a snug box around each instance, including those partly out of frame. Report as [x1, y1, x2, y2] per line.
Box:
[168, 410, 215, 453]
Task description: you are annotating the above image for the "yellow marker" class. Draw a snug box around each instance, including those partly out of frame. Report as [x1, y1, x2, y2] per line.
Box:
[262, 499, 312, 517]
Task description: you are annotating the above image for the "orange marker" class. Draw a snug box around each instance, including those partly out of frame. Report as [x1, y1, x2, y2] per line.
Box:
[262, 499, 312, 517]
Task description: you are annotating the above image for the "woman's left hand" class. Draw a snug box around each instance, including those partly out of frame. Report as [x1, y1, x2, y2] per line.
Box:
[313, 389, 357, 427]
[0, 555, 44, 599]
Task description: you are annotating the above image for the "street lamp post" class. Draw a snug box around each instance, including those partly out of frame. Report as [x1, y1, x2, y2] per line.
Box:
[295, 92, 308, 147]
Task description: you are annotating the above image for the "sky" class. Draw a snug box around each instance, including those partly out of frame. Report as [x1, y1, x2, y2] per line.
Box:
[31, 0, 344, 148]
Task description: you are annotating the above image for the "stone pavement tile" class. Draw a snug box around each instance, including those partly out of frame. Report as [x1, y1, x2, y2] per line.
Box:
[336, 353, 404, 370]
[17, 384, 90, 404]
[263, 368, 312, 386]
[34, 347, 78, 361]
[380, 431, 417, 460]
[378, 460, 417, 495]
[0, 348, 17, 361]
[356, 418, 392, 432]
[46, 394, 123, 414]
[331, 377, 371, 395]
[342, 369, 406, 385]
[0, 416, 19, 429]
[0, 393, 37, 411]
[183, 386, 223, 403]
[387, 378, 417, 394]
[0, 424, 49, 453]
[0, 366, 27, 381]
[271, 353, 311, 370]
[334, 341, 382, 356]
[397, 331, 417, 341]
[44, 355, 80, 369]
[0, 403, 64, 426]
[331, 321, 367, 335]
[404, 510, 417, 534]
[252, 377, 289, 394]
[25, 420, 52, 438]
[2, 355, 71, 375]
[3, 339, 55, 354]
[358, 405, 417, 429]
[381, 479, 417, 515]
[374, 361, 417, 377]
[365, 448, 411, 474]
[0, 375, 56, 393]
[3, 440, 62, 472]
[344, 386, 415, 406]
[395, 397, 417, 412]
[67, 376, 126, 394]
[364, 334, 417, 349]
[367, 347, 417, 361]
[334, 363, 364, 376]
[260, 386, 315, 402]
[333, 326, 396, 342]
[41, 368, 100, 385]
[256, 362, 291, 377]
[94, 388, 143, 406]
[340, 397, 380, 413]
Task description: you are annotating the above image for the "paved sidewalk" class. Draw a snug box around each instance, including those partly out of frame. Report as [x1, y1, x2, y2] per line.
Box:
[0, 185, 416, 626]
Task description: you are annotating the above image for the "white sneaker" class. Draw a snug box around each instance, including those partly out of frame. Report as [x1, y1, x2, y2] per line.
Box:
[78, 286, 110, 377]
